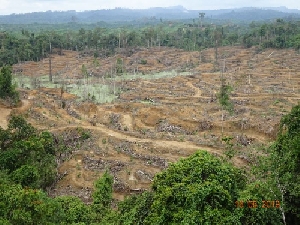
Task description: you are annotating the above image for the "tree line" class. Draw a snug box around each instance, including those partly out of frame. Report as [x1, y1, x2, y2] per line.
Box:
[0, 19, 300, 67]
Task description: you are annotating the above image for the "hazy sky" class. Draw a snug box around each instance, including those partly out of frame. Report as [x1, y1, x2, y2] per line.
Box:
[0, 0, 299, 15]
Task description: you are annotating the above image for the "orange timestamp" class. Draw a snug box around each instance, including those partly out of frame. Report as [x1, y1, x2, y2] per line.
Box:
[235, 200, 280, 208]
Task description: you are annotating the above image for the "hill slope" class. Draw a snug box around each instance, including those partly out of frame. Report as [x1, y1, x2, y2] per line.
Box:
[1, 6, 300, 24]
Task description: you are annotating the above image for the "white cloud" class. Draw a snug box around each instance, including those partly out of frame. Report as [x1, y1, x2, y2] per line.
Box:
[0, 0, 299, 15]
[0, 0, 9, 10]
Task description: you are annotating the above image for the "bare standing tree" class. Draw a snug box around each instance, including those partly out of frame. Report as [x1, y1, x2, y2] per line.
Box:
[199, 12, 205, 28]
[49, 40, 52, 82]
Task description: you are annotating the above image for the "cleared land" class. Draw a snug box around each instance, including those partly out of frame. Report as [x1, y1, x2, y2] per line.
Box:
[1, 46, 299, 203]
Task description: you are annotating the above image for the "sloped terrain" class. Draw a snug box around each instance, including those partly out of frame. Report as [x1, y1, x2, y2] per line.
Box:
[2, 46, 299, 203]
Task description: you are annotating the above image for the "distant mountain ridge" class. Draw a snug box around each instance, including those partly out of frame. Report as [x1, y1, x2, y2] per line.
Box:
[0, 6, 299, 24]
[262, 6, 300, 14]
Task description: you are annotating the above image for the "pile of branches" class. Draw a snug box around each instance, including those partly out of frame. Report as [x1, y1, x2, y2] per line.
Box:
[66, 107, 81, 119]
[83, 156, 126, 173]
[135, 170, 154, 182]
[113, 176, 129, 193]
[48, 185, 93, 204]
[52, 128, 91, 165]
[236, 134, 254, 146]
[109, 113, 122, 130]
[156, 119, 184, 134]
[198, 120, 213, 131]
[115, 142, 168, 169]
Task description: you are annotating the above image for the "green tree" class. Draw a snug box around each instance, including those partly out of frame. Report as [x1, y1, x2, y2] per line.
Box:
[249, 103, 300, 225]
[91, 170, 114, 222]
[237, 181, 283, 224]
[217, 75, 234, 134]
[116, 57, 123, 74]
[217, 79, 234, 114]
[56, 196, 92, 224]
[146, 151, 246, 224]
[81, 64, 88, 78]
[10, 165, 40, 188]
[270, 103, 300, 224]
[8, 115, 36, 141]
[117, 192, 154, 225]
[0, 115, 57, 189]
[0, 175, 64, 225]
[92, 170, 113, 208]
[291, 34, 300, 51]
[0, 65, 19, 104]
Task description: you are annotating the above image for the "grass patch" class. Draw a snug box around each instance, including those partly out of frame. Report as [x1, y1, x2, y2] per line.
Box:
[13, 70, 193, 103]
[111, 70, 191, 81]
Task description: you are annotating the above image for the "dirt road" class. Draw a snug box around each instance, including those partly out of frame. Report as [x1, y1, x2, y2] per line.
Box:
[49, 123, 245, 166]
[186, 81, 202, 97]
[0, 106, 11, 129]
[0, 100, 30, 129]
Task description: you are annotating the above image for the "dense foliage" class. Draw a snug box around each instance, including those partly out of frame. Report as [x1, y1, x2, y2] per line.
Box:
[217, 80, 234, 114]
[114, 151, 247, 224]
[145, 151, 246, 224]
[112, 150, 286, 225]
[0, 66, 19, 104]
[0, 19, 300, 67]
[270, 104, 300, 224]
[0, 115, 57, 189]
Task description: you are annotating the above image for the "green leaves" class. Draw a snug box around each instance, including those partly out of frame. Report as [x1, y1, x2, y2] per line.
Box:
[11, 165, 40, 188]
[217, 82, 234, 114]
[92, 170, 113, 208]
[270, 103, 300, 223]
[0, 65, 19, 104]
[146, 151, 245, 224]
[0, 115, 56, 189]
[278, 103, 300, 138]
[89, 170, 115, 223]
[56, 196, 92, 224]
[81, 64, 88, 78]
[39, 131, 56, 155]
[8, 115, 37, 141]
[237, 181, 283, 225]
[250, 103, 300, 224]
[0, 179, 63, 225]
[117, 192, 154, 225]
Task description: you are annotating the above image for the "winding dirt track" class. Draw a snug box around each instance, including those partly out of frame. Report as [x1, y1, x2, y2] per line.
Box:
[0, 100, 29, 129]
[0, 107, 11, 129]
[48, 123, 245, 166]
[0, 90, 271, 169]
[186, 81, 202, 97]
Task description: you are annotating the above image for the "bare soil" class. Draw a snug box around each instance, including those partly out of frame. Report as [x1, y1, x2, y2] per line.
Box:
[0, 103, 11, 129]
[1, 46, 298, 203]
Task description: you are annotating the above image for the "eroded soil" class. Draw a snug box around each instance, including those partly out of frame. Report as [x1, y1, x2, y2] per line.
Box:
[1, 46, 299, 203]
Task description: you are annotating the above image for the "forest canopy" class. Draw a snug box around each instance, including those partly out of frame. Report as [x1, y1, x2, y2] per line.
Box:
[0, 19, 300, 67]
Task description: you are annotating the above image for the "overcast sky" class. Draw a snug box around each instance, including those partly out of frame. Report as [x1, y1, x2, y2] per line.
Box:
[0, 0, 299, 15]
